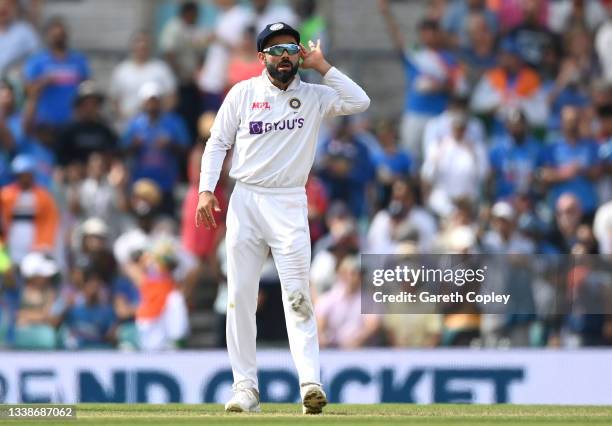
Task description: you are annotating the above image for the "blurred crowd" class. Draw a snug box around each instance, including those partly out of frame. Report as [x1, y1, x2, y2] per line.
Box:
[0, 0, 612, 351]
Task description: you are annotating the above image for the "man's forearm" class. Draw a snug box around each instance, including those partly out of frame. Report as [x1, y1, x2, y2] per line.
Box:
[199, 137, 230, 193]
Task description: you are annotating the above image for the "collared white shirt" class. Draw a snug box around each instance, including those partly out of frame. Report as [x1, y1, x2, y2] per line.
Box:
[199, 67, 370, 192]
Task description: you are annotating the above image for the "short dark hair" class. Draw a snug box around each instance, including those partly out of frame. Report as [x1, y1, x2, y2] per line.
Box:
[180, 1, 198, 16]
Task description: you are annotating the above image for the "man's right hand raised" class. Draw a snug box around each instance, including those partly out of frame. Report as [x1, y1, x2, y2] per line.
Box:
[195, 191, 221, 229]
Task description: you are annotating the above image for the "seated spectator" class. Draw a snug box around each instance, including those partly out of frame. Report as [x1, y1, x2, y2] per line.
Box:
[380, 0, 467, 164]
[482, 201, 535, 254]
[305, 171, 329, 246]
[489, 109, 544, 201]
[422, 94, 485, 161]
[0, 155, 59, 264]
[57, 267, 117, 349]
[548, 0, 607, 33]
[506, 0, 559, 70]
[492, 0, 548, 35]
[23, 17, 90, 129]
[71, 217, 117, 282]
[77, 153, 126, 240]
[457, 12, 498, 90]
[545, 28, 594, 134]
[441, 0, 499, 48]
[597, 103, 612, 202]
[0, 0, 39, 77]
[595, 3, 612, 83]
[367, 180, 437, 254]
[315, 256, 381, 349]
[421, 111, 489, 218]
[122, 237, 189, 351]
[121, 82, 189, 215]
[57, 81, 117, 169]
[549, 192, 586, 253]
[540, 105, 600, 216]
[594, 200, 612, 254]
[471, 38, 548, 132]
[318, 119, 375, 220]
[13, 252, 59, 349]
[226, 26, 265, 90]
[370, 120, 412, 207]
[109, 31, 177, 129]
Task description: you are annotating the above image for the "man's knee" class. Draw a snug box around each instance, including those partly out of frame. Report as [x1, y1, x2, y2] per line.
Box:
[287, 291, 313, 321]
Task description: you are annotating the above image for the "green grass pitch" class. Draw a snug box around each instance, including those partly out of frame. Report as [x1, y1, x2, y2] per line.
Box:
[1, 404, 611, 425]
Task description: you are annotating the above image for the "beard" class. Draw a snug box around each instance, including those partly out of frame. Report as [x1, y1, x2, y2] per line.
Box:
[266, 59, 299, 83]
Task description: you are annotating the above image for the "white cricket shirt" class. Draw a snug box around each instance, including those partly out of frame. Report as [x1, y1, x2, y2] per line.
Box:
[199, 67, 370, 193]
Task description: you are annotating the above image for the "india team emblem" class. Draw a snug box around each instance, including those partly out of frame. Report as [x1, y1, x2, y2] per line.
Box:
[289, 98, 301, 109]
[270, 23, 284, 31]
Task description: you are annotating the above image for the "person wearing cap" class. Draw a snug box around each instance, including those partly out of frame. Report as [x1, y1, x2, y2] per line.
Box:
[471, 37, 548, 131]
[0, 154, 59, 264]
[13, 252, 59, 349]
[379, 0, 467, 166]
[121, 81, 189, 215]
[196, 21, 369, 414]
[482, 201, 535, 254]
[57, 80, 117, 168]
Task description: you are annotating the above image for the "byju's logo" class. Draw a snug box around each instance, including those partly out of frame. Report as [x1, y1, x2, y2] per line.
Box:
[249, 118, 305, 135]
[249, 121, 264, 134]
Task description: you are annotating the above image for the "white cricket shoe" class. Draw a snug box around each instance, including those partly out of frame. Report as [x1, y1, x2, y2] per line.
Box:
[224, 387, 261, 413]
[301, 383, 327, 415]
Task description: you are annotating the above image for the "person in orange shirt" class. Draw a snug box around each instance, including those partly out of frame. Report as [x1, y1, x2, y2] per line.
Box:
[0, 154, 59, 264]
[122, 237, 189, 351]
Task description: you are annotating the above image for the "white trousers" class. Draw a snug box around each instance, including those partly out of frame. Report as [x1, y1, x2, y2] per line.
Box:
[225, 182, 321, 391]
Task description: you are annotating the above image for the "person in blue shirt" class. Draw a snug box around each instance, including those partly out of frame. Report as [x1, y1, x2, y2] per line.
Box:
[23, 17, 90, 128]
[121, 81, 189, 215]
[489, 109, 544, 201]
[0, 81, 55, 188]
[539, 105, 601, 216]
[317, 119, 375, 220]
[60, 267, 117, 349]
[380, 0, 465, 165]
[370, 120, 412, 208]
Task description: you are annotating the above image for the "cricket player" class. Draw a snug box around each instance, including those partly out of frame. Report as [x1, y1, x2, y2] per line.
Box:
[195, 22, 370, 414]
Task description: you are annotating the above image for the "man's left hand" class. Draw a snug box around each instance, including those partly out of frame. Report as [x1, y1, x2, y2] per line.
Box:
[300, 39, 332, 75]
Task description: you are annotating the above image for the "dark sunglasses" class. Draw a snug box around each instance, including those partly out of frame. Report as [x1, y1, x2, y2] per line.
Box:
[262, 43, 300, 56]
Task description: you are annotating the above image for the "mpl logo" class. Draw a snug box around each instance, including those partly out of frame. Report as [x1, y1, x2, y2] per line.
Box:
[251, 101, 271, 110]
[249, 118, 305, 135]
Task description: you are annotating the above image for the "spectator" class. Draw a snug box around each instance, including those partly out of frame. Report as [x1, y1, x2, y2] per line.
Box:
[457, 12, 498, 90]
[0, 155, 59, 264]
[57, 267, 117, 349]
[370, 120, 412, 207]
[594, 200, 612, 254]
[489, 109, 544, 201]
[23, 17, 90, 129]
[471, 37, 548, 131]
[305, 171, 329, 245]
[595, 3, 612, 83]
[315, 256, 381, 349]
[159, 1, 210, 139]
[318, 120, 375, 220]
[442, 0, 499, 48]
[226, 25, 265, 90]
[380, 0, 467, 164]
[57, 81, 117, 169]
[549, 192, 585, 253]
[540, 105, 600, 216]
[492, 0, 548, 34]
[367, 180, 437, 254]
[109, 31, 177, 129]
[121, 82, 189, 215]
[482, 200, 535, 253]
[250, 0, 298, 31]
[548, 0, 607, 33]
[506, 0, 559, 70]
[295, 0, 327, 83]
[422, 95, 485, 161]
[598, 103, 612, 202]
[122, 237, 189, 351]
[0, 0, 39, 77]
[13, 252, 59, 349]
[197, 0, 251, 112]
[421, 111, 489, 218]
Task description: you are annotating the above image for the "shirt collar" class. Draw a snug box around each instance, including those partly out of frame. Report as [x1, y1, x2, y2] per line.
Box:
[260, 68, 301, 92]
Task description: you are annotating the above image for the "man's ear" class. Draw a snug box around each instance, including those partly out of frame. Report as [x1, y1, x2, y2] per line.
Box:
[257, 52, 266, 66]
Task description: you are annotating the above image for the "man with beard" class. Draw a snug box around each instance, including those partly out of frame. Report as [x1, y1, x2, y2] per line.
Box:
[195, 22, 370, 414]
